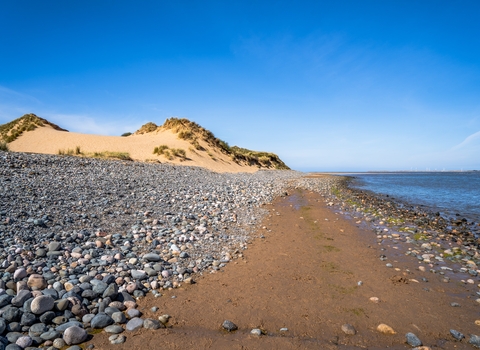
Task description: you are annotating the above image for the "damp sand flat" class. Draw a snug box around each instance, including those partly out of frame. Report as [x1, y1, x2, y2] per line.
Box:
[87, 189, 480, 349]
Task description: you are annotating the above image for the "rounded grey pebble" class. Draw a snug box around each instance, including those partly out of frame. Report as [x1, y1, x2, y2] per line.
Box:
[450, 329, 465, 340]
[109, 334, 126, 344]
[105, 307, 121, 317]
[30, 295, 55, 314]
[131, 270, 147, 280]
[11, 290, 32, 308]
[82, 314, 95, 324]
[143, 253, 161, 262]
[63, 326, 88, 346]
[90, 313, 114, 329]
[53, 338, 66, 348]
[0, 319, 6, 334]
[20, 313, 36, 327]
[40, 330, 61, 341]
[5, 344, 22, 350]
[104, 325, 124, 334]
[103, 284, 118, 300]
[15, 336, 32, 348]
[126, 309, 141, 318]
[29, 323, 48, 337]
[126, 317, 144, 331]
[341, 324, 356, 335]
[143, 318, 162, 330]
[55, 321, 83, 332]
[40, 311, 56, 325]
[405, 332, 422, 347]
[35, 249, 46, 257]
[222, 320, 238, 332]
[48, 242, 61, 252]
[66, 346, 82, 350]
[112, 312, 127, 324]
[250, 328, 262, 336]
[469, 334, 480, 348]
[7, 322, 21, 332]
[91, 281, 108, 295]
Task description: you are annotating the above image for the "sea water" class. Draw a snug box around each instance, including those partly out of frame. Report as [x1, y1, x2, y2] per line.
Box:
[348, 172, 480, 223]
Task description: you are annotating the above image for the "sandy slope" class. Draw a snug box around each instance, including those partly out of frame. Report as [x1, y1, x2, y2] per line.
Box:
[8, 125, 259, 173]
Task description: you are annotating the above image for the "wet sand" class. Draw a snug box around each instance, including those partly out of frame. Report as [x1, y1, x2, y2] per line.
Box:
[87, 188, 480, 349]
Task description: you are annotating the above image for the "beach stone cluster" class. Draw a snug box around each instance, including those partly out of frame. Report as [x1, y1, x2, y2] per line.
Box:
[0, 152, 342, 348]
[319, 176, 480, 346]
[328, 178, 480, 280]
[336, 178, 479, 244]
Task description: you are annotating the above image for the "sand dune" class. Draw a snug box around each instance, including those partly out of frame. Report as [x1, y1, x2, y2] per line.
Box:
[8, 125, 260, 173]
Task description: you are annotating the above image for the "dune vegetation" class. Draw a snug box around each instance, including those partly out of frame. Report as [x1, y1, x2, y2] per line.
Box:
[0, 113, 67, 143]
[135, 117, 290, 170]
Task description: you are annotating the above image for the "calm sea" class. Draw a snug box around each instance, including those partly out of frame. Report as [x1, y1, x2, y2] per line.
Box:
[348, 172, 480, 223]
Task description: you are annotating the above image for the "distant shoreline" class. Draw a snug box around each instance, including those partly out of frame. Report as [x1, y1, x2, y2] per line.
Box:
[308, 170, 479, 175]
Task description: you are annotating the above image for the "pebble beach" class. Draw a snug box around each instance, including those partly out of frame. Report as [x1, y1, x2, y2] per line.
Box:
[0, 152, 340, 349]
[1, 151, 480, 349]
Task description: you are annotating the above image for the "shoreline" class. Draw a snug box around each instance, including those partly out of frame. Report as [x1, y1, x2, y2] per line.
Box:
[335, 175, 480, 244]
[343, 172, 480, 224]
[88, 185, 480, 349]
[326, 175, 480, 290]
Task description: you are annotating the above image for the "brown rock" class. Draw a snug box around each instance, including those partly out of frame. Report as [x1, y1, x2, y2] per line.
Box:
[5, 264, 16, 273]
[64, 282, 74, 292]
[27, 274, 47, 290]
[16, 281, 29, 292]
[71, 304, 88, 318]
[109, 301, 126, 311]
[54, 299, 70, 311]
[377, 324, 396, 335]
[126, 282, 137, 294]
[124, 301, 137, 309]
[6, 281, 16, 291]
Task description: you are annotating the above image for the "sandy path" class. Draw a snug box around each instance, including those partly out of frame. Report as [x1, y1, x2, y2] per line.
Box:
[87, 189, 479, 349]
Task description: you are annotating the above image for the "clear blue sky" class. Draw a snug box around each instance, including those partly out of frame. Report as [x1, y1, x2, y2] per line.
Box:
[1, 1, 479, 171]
